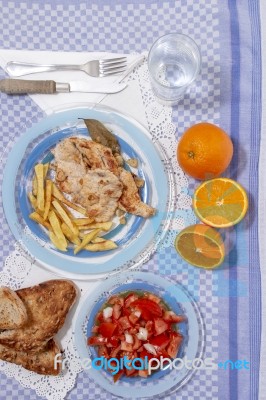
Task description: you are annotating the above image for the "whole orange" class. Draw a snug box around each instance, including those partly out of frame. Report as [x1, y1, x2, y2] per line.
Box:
[177, 122, 233, 180]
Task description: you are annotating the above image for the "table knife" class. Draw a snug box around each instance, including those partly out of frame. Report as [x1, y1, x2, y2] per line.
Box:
[0, 79, 127, 94]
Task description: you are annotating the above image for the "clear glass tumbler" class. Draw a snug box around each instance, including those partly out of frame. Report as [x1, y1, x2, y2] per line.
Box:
[148, 33, 201, 105]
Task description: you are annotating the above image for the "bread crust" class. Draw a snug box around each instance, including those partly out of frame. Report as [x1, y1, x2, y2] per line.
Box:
[0, 287, 28, 329]
[0, 339, 62, 375]
[0, 280, 77, 352]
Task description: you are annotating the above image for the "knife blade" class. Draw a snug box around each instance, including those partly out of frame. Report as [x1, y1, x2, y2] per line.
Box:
[0, 79, 127, 95]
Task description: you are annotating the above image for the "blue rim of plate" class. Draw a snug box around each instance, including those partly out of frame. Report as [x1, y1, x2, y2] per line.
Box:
[2, 104, 170, 275]
[74, 271, 205, 398]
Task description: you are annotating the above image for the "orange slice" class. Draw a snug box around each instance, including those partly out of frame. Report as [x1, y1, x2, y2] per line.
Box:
[193, 178, 248, 228]
[174, 224, 225, 269]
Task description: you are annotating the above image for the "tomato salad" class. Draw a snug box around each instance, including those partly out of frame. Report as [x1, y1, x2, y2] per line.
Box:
[87, 291, 185, 381]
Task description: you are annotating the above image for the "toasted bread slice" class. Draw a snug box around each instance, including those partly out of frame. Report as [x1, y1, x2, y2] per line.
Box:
[0, 287, 28, 329]
[0, 280, 77, 352]
[0, 339, 62, 375]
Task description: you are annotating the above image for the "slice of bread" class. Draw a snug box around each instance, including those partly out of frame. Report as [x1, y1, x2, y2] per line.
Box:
[0, 339, 62, 375]
[0, 280, 77, 352]
[0, 287, 28, 330]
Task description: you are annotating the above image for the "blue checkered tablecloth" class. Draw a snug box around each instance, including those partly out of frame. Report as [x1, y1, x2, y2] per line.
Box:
[0, 1, 264, 399]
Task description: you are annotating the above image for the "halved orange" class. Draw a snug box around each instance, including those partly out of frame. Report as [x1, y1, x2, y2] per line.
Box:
[193, 178, 248, 228]
[174, 224, 225, 269]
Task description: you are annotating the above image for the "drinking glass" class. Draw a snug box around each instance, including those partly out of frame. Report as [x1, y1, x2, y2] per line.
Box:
[148, 33, 201, 105]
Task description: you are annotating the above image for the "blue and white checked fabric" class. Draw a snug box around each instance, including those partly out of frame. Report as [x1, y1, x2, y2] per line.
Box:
[0, 0, 264, 399]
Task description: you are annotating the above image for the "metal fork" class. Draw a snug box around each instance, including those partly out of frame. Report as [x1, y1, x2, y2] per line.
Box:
[6, 57, 127, 78]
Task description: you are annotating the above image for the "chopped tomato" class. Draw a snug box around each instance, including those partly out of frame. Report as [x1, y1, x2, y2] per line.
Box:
[120, 350, 135, 360]
[98, 322, 117, 338]
[163, 310, 186, 323]
[145, 320, 154, 337]
[158, 348, 171, 359]
[149, 333, 170, 350]
[95, 311, 104, 323]
[125, 366, 136, 376]
[124, 293, 139, 308]
[113, 369, 124, 383]
[87, 290, 186, 381]
[110, 345, 121, 358]
[144, 292, 161, 304]
[128, 326, 139, 335]
[139, 349, 155, 361]
[91, 326, 99, 333]
[139, 308, 152, 321]
[129, 311, 141, 325]
[112, 303, 122, 320]
[121, 341, 133, 352]
[98, 345, 109, 358]
[118, 316, 131, 330]
[87, 336, 107, 346]
[109, 295, 124, 306]
[167, 332, 183, 358]
[122, 306, 131, 317]
[138, 369, 149, 377]
[108, 336, 120, 347]
[154, 318, 168, 335]
[131, 299, 163, 317]
[132, 336, 142, 350]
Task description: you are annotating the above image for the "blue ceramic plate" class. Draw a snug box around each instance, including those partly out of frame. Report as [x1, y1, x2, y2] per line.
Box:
[2, 104, 172, 276]
[74, 271, 204, 398]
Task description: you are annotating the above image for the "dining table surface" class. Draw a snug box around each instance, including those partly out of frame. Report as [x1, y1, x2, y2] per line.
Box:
[0, 0, 265, 399]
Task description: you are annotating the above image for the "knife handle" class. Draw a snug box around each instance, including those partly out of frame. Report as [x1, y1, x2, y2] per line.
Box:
[0, 79, 56, 94]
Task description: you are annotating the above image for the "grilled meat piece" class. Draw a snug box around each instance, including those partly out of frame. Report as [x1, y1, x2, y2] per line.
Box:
[52, 136, 156, 221]
[51, 137, 87, 194]
[70, 137, 120, 176]
[118, 169, 156, 218]
[70, 169, 123, 222]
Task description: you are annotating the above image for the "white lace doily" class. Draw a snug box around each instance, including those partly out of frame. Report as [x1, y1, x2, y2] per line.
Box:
[0, 57, 190, 400]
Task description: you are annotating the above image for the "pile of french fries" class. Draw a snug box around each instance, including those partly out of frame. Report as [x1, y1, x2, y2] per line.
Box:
[28, 163, 117, 253]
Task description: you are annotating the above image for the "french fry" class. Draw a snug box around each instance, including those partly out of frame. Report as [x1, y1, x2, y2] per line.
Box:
[30, 161, 120, 253]
[61, 223, 81, 246]
[52, 183, 68, 201]
[48, 210, 68, 249]
[43, 180, 53, 220]
[52, 200, 79, 236]
[32, 176, 38, 196]
[78, 222, 113, 231]
[34, 164, 45, 211]
[92, 237, 106, 243]
[29, 212, 51, 229]
[74, 228, 101, 255]
[52, 183, 87, 216]
[49, 230, 68, 252]
[56, 200, 75, 219]
[50, 203, 76, 233]
[28, 192, 37, 210]
[73, 218, 95, 226]
[79, 231, 104, 239]
[85, 240, 118, 252]
[32, 163, 49, 197]
[43, 163, 50, 178]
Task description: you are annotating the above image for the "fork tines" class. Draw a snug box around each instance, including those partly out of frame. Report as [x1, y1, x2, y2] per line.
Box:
[99, 57, 127, 76]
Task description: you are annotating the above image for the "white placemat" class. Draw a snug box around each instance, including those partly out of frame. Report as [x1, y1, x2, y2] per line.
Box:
[0, 50, 147, 126]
